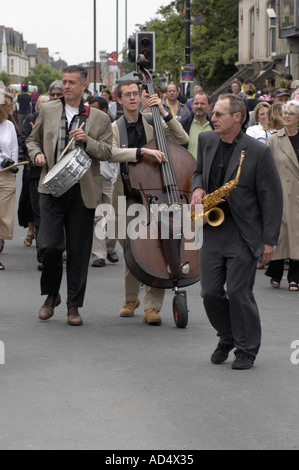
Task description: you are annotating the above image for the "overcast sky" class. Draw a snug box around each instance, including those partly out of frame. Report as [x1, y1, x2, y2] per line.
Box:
[1, 0, 172, 64]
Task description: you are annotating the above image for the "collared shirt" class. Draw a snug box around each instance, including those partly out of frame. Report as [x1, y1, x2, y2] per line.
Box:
[188, 119, 213, 159]
[124, 113, 146, 149]
[208, 135, 238, 219]
[163, 100, 190, 121]
[0, 120, 19, 166]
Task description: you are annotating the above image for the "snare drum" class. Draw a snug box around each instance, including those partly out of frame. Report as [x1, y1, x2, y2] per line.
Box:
[42, 147, 91, 197]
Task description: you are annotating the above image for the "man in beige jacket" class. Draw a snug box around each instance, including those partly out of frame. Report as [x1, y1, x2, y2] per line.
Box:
[110, 80, 189, 325]
[27, 65, 112, 326]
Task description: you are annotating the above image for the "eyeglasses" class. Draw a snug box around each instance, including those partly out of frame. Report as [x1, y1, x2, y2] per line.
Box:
[211, 111, 232, 118]
[284, 111, 297, 116]
[50, 92, 63, 98]
[123, 92, 139, 98]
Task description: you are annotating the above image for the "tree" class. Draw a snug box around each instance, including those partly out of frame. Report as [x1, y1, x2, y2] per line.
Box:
[0, 71, 11, 87]
[191, 0, 239, 87]
[122, 0, 238, 89]
[25, 63, 62, 94]
[121, 2, 184, 81]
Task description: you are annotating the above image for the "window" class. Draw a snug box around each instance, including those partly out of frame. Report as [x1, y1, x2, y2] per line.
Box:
[250, 8, 255, 60]
[268, 0, 277, 55]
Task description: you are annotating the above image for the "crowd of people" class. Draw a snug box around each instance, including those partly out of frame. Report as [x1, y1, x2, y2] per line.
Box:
[0, 67, 298, 370]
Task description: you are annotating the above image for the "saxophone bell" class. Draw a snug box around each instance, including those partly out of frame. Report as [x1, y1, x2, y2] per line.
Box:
[190, 150, 245, 228]
[203, 207, 225, 227]
[190, 207, 224, 227]
[191, 206, 225, 227]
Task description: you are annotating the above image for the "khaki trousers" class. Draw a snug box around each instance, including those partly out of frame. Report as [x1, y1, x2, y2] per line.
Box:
[116, 198, 165, 312]
[91, 179, 117, 261]
[0, 172, 16, 240]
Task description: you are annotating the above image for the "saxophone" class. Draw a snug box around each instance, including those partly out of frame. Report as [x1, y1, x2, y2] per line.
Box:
[191, 150, 245, 227]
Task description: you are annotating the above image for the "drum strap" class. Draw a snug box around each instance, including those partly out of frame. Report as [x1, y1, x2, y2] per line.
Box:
[56, 105, 90, 164]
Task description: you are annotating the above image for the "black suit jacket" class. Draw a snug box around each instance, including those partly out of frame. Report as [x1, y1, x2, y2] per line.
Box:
[192, 130, 283, 258]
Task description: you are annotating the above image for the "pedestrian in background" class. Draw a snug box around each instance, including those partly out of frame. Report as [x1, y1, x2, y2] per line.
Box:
[16, 83, 31, 132]
[266, 100, 299, 291]
[88, 96, 119, 268]
[0, 90, 19, 270]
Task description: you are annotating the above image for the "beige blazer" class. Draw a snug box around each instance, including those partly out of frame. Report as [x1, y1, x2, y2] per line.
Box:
[267, 128, 299, 259]
[110, 114, 189, 212]
[27, 99, 113, 209]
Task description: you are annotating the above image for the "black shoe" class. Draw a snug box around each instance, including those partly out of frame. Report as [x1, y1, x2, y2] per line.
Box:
[232, 351, 255, 370]
[211, 343, 235, 364]
[92, 258, 106, 267]
[107, 252, 119, 263]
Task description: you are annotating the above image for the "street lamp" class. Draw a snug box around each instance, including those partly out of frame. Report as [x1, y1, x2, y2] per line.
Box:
[94, 0, 97, 94]
[116, 0, 119, 54]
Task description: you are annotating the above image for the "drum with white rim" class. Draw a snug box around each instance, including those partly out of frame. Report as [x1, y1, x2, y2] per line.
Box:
[42, 147, 91, 197]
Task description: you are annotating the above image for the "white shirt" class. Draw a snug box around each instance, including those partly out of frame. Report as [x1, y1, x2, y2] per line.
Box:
[246, 122, 272, 144]
[108, 101, 117, 121]
[0, 120, 19, 166]
[65, 104, 79, 126]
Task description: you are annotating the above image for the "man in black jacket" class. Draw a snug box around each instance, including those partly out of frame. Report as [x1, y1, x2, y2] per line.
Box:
[191, 94, 283, 369]
[16, 84, 31, 131]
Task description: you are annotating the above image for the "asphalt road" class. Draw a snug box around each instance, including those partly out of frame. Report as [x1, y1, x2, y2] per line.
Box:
[0, 174, 298, 451]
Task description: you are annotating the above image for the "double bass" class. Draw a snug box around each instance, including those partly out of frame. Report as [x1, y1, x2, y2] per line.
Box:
[124, 56, 200, 327]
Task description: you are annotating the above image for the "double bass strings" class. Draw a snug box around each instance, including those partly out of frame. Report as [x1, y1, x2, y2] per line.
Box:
[149, 85, 181, 205]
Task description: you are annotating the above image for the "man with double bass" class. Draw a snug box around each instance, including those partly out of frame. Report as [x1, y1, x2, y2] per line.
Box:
[111, 80, 189, 325]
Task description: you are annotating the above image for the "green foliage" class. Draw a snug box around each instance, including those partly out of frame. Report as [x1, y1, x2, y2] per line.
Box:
[122, 0, 239, 88]
[191, 0, 239, 87]
[145, 2, 185, 83]
[0, 71, 11, 87]
[25, 63, 62, 95]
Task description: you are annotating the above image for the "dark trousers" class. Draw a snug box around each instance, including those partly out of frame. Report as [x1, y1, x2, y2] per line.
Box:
[265, 259, 299, 284]
[38, 184, 95, 308]
[199, 218, 261, 358]
[29, 177, 41, 262]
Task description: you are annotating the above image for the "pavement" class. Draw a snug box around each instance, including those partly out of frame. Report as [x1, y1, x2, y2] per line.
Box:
[0, 174, 298, 451]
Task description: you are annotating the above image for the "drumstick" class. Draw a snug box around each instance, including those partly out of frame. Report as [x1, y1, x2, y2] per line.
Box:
[0, 161, 29, 173]
[58, 122, 85, 162]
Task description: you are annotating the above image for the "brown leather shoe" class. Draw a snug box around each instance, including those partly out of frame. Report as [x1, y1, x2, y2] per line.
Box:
[39, 294, 61, 321]
[143, 308, 162, 325]
[67, 307, 83, 326]
[120, 299, 140, 317]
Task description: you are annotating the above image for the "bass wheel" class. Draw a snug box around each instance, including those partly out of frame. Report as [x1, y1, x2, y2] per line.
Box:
[173, 290, 188, 329]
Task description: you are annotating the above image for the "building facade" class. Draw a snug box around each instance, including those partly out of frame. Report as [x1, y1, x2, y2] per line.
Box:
[237, 0, 299, 84]
[0, 26, 8, 74]
[5, 28, 29, 83]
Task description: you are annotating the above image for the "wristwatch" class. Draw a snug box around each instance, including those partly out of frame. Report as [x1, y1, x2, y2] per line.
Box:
[163, 112, 173, 122]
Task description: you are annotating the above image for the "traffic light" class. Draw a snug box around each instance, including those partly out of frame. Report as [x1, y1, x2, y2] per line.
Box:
[136, 32, 155, 71]
[127, 37, 136, 63]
